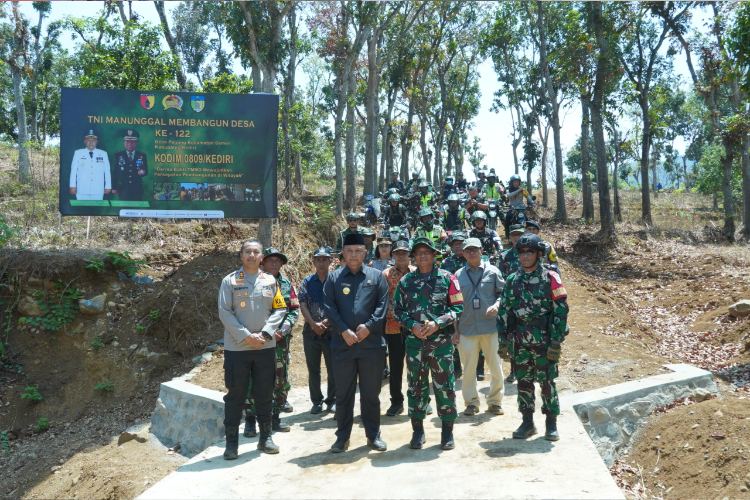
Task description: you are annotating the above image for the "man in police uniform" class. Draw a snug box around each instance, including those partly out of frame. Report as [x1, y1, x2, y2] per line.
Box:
[112, 129, 148, 200]
[69, 129, 111, 200]
[324, 233, 389, 453]
[218, 240, 288, 459]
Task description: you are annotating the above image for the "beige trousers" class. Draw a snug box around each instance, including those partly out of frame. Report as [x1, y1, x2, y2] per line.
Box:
[458, 333, 504, 408]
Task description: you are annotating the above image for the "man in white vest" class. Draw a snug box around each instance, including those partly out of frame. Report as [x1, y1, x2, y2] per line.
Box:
[69, 129, 111, 200]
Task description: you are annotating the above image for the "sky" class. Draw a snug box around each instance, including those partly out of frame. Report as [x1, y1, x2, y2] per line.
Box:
[19, 1, 698, 184]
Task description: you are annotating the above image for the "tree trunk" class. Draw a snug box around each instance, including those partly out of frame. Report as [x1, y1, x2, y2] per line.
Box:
[536, 1, 566, 222]
[721, 140, 736, 241]
[590, 1, 614, 238]
[12, 68, 32, 184]
[742, 133, 750, 240]
[154, 1, 188, 90]
[364, 32, 379, 196]
[344, 69, 357, 210]
[400, 99, 414, 181]
[650, 146, 659, 199]
[580, 94, 594, 220]
[639, 97, 653, 225]
[419, 117, 430, 182]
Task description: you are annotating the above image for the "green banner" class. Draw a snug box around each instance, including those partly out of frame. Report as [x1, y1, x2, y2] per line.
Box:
[59, 88, 278, 218]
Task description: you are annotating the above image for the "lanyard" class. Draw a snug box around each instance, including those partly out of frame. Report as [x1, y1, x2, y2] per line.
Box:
[465, 265, 483, 300]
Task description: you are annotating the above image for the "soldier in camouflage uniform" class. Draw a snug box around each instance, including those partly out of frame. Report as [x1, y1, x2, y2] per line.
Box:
[499, 224, 525, 279]
[440, 231, 467, 274]
[245, 248, 300, 436]
[337, 213, 362, 250]
[525, 220, 560, 275]
[469, 211, 502, 265]
[394, 237, 464, 451]
[496, 233, 568, 441]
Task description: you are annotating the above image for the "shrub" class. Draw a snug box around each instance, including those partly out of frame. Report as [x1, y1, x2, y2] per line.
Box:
[35, 417, 49, 433]
[95, 380, 114, 393]
[20, 385, 43, 402]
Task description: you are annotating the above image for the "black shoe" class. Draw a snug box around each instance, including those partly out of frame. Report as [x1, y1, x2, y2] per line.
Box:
[512, 411, 537, 439]
[544, 414, 559, 441]
[243, 414, 257, 438]
[440, 422, 455, 450]
[409, 418, 426, 449]
[272, 413, 291, 433]
[281, 401, 293, 413]
[425, 403, 433, 415]
[330, 438, 349, 453]
[257, 423, 279, 454]
[505, 373, 516, 384]
[385, 403, 404, 416]
[325, 402, 336, 414]
[223, 426, 239, 460]
[310, 404, 323, 415]
[367, 433, 387, 452]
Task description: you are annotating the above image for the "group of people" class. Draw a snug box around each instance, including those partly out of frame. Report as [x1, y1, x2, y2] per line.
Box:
[218, 207, 568, 459]
[69, 128, 147, 201]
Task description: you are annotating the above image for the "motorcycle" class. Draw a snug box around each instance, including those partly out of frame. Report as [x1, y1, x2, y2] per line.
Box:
[487, 200, 499, 231]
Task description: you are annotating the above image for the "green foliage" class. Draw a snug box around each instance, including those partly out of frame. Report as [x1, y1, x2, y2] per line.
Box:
[72, 18, 179, 91]
[135, 323, 145, 334]
[35, 417, 49, 433]
[18, 285, 82, 332]
[201, 73, 254, 94]
[90, 336, 104, 351]
[94, 380, 114, 393]
[693, 141, 742, 200]
[148, 309, 161, 321]
[84, 258, 105, 273]
[0, 215, 15, 248]
[727, 1, 750, 94]
[20, 385, 43, 402]
[106, 251, 144, 277]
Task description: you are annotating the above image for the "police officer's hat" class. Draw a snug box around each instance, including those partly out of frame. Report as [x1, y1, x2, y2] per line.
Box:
[509, 224, 526, 235]
[345, 212, 360, 222]
[525, 220, 541, 230]
[312, 246, 333, 258]
[418, 207, 434, 218]
[392, 239, 410, 253]
[84, 128, 98, 138]
[410, 237, 437, 256]
[123, 129, 140, 140]
[449, 231, 467, 243]
[262, 247, 288, 265]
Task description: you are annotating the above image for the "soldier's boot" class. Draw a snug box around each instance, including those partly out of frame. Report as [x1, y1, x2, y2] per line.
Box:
[512, 410, 537, 439]
[272, 413, 290, 433]
[544, 414, 559, 441]
[243, 413, 257, 438]
[440, 422, 455, 450]
[257, 423, 280, 454]
[223, 426, 239, 460]
[409, 418, 426, 450]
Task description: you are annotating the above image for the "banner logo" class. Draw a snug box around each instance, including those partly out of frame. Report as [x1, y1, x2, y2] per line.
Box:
[191, 95, 205, 113]
[162, 94, 183, 111]
[140, 94, 155, 110]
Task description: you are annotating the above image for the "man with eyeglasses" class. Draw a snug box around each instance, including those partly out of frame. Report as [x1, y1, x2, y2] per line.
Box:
[497, 233, 569, 442]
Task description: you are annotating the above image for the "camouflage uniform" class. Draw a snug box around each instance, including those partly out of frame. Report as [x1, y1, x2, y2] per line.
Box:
[499, 247, 520, 279]
[394, 265, 464, 422]
[497, 263, 568, 416]
[440, 253, 466, 275]
[469, 227, 501, 260]
[247, 274, 299, 415]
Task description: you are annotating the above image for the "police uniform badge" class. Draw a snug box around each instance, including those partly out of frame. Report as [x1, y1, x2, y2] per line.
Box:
[342, 286, 350, 295]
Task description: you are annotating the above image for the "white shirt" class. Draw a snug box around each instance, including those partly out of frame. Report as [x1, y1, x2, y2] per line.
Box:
[69, 148, 111, 200]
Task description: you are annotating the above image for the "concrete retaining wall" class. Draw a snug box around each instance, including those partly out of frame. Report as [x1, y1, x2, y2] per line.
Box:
[150, 379, 225, 457]
[561, 364, 718, 466]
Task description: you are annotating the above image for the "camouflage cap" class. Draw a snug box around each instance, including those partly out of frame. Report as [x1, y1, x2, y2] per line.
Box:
[525, 220, 541, 230]
[392, 239, 410, 253]
[449, 231, 467, 243]
[360, 226, 375, 236]
[509, 224, 526, 234]
[410, 237, 437, 256]
[262, 247, 288, 265]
